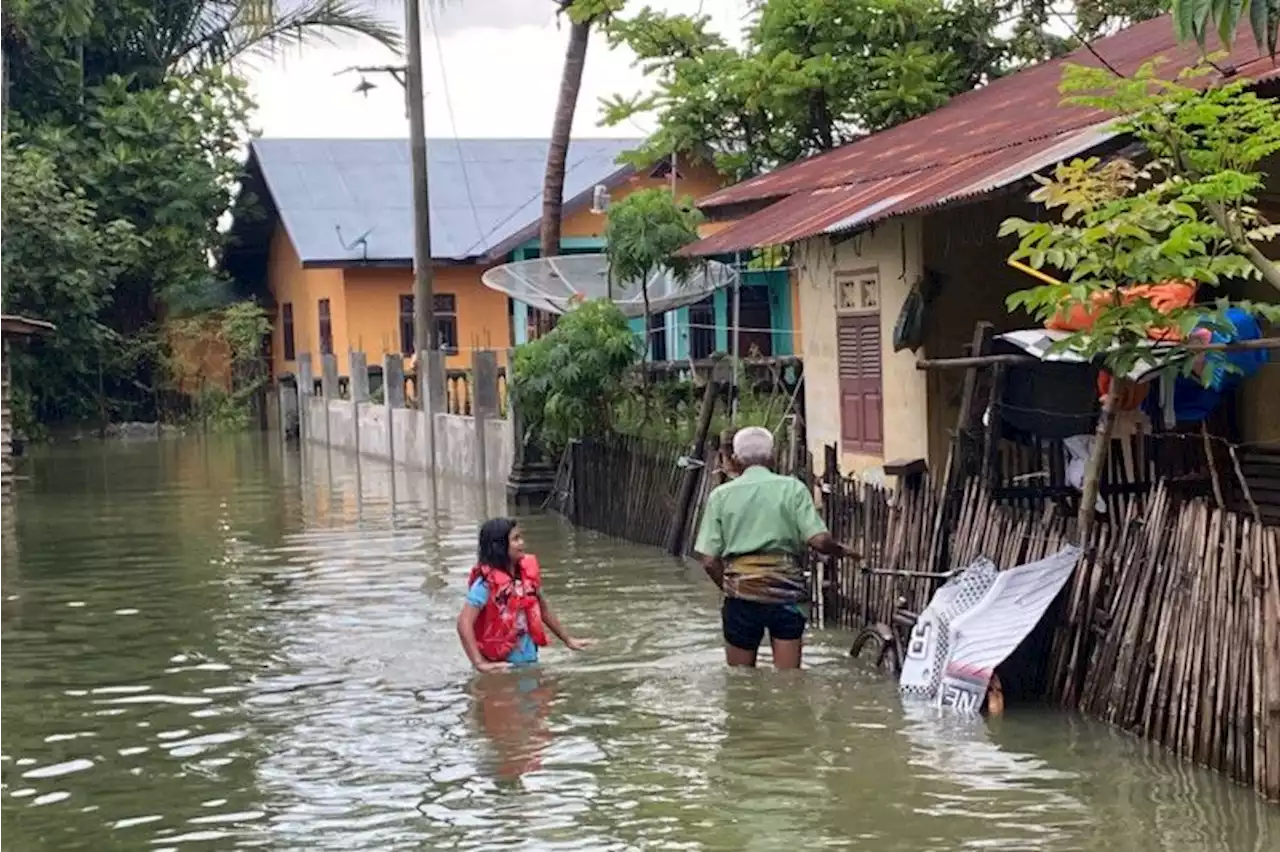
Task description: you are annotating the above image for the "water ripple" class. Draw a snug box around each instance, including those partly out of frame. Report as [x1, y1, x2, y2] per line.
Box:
[3, 437, 1277, 851]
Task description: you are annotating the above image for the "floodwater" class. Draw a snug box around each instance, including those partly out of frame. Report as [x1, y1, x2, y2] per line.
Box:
[2, 438, 1277, 851]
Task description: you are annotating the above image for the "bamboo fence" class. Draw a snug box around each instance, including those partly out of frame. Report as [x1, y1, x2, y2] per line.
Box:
[551, 434, 1280, 802]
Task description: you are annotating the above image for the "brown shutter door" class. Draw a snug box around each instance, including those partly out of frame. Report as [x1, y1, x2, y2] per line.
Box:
[838, 313, 883, 453]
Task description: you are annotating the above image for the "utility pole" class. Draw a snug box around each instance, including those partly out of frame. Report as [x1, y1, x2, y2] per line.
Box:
[404, 0, 437, 361]
[404, 0, 441, 480]
[335, 2, 437, 472]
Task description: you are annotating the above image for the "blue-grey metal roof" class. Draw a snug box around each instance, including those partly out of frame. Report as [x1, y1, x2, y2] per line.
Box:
[250, 137, 642, 265]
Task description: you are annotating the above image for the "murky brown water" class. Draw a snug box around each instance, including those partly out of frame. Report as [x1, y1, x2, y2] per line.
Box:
[2, 437, 1277, 851]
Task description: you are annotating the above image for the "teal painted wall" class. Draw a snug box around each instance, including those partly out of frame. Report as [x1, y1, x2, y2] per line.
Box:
[506, 244, 796, 360]
[509, 238, 606, 345]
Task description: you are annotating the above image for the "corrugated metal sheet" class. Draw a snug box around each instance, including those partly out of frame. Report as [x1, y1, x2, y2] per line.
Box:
[683, 15, 1280, 256]
[684, 125, 1117, 254]
[251, 137, 640, 264]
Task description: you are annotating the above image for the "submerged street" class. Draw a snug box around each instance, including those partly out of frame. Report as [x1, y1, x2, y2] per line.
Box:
[2, 437, 1277, 851]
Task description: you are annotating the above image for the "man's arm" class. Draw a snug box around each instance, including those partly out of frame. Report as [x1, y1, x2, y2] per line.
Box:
[692, 490, 726, 589]
[790, 482, 857, 559]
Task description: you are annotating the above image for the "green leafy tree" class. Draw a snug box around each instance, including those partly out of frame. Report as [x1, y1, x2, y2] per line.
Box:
[4, 68, 255, 425]
[1, 137, 140, 433]
[999, 61, 1280, 542]
[510, 299, 640, 454]
[3, 0, 400, 124]
[2, 0, 392, 430]
[1008, 0, 1170, 62]
[601, 0, 1006, 179]
[604, 187, 704, 363]
[1063, 60, 1280, 295]
[601, 1, 1180, 178]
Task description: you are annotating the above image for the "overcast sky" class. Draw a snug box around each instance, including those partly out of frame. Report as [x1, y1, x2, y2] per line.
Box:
[242, 0, 752, 140]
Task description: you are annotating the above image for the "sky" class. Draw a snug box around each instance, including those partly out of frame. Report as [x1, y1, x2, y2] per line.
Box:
[243, 0, 753, 141]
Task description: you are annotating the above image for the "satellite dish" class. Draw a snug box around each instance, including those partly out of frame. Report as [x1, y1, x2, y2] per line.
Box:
[481, 253, 737, 319]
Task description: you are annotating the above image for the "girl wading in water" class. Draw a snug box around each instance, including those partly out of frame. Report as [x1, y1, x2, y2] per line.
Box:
[457, 518, 590, 673]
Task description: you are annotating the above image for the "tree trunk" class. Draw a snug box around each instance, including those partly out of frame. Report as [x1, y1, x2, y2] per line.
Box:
[1076, 378, 1123, 548]
[539, 16, 591, 260]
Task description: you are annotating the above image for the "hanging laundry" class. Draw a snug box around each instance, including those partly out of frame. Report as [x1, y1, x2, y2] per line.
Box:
[1143, 307, 1269, 425]
[1063, 435, 1106, 514]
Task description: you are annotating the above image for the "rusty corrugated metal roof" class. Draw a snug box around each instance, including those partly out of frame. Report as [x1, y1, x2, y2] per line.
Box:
[684, 16, 1280, 256]
[1, 315, 56, 336]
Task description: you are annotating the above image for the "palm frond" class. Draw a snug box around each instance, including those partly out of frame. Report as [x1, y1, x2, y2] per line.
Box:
[178, 1, 402, 70]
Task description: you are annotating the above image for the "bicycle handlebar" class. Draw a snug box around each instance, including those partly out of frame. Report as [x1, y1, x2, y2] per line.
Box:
[860, 568, 957, 580]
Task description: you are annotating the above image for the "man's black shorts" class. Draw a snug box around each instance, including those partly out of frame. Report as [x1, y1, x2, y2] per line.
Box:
[722, 597, 807, 650]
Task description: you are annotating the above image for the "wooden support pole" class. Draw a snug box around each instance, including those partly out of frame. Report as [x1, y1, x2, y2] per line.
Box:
[918, 336, 1280, 371]
[981, 363, 1006, 488]
[1076, 378, 1123, 548]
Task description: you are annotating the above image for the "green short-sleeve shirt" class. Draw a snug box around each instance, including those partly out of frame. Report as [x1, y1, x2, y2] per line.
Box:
[694, 466, 828, 603]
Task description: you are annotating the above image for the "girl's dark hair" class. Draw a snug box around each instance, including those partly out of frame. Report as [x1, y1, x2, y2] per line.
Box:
[478, 517, 519, 575]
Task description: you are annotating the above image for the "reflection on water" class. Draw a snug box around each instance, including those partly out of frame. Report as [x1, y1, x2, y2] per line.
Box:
[2, 436, 1277, 851]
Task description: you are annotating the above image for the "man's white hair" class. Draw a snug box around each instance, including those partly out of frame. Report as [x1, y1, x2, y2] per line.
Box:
[733, 426, 775, 466]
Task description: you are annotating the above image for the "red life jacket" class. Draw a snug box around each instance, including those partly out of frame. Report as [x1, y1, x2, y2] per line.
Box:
[467, 555, 548, 662]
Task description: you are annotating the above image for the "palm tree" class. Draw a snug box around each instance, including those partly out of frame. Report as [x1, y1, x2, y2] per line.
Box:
[3, 0, 401, 122]
[532, 1, 619, 336]
[539, 3, 593, 262]
[197, 1, 401, 68]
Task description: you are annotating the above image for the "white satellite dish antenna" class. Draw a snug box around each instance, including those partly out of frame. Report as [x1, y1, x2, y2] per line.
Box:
[481, 253, 736, 319]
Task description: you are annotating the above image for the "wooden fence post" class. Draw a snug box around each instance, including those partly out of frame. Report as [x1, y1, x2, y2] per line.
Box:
[0, 332, 11, 504]
[569, 439, 583, 526]
[665, 357, 725, 555]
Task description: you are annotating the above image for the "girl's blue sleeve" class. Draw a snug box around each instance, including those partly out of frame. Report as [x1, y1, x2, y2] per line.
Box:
[466, 579, 489, 608]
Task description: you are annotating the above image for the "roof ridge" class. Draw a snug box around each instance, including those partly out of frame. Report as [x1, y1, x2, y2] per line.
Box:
[250, 136, 645, 144]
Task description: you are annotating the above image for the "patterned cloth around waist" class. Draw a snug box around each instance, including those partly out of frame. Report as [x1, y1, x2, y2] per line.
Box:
[724, 552, 807, 605]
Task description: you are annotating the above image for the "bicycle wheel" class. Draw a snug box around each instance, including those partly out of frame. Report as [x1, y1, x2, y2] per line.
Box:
[849, 623, 895, 671]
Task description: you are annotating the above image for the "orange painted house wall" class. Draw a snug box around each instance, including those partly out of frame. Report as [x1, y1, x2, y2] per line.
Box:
[558, 163, 724, 240]
[264, 160, 729, 378]
[269, 225, 347, 380]
[342, 265, 510, 370]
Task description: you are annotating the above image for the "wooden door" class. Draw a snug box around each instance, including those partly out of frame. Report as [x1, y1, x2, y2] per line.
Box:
[836, 272, 883, 454]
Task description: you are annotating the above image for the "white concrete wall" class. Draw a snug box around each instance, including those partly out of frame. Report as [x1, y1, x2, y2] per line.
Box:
[793, 217, 931, 476]
[301, 395, 513, 487]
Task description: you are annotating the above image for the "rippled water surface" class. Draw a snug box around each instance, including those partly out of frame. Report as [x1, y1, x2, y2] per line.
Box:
[3, 437, 1278, 851]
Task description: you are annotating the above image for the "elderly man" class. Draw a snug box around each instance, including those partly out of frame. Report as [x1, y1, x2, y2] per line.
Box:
[693, 426, 853, 669]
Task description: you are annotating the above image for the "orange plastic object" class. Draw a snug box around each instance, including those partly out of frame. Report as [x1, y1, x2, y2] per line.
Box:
[1046, 280, 1197, 340]
[1097, 371, 1151, 410]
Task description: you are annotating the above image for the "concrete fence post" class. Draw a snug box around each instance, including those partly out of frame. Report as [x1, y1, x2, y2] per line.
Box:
[349, 351, 368, 460]
[349, 351, 369, 403]
[277, 377, 300, 443]
[422, 349, 447, 476]
[384, 355, 406, 409]
[321, 353, 338, 450]
[297, 354, 314, 447]
[384, 354, 404, 475]
[473, 350, 500, 487]
[321, 353, 339, 399]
